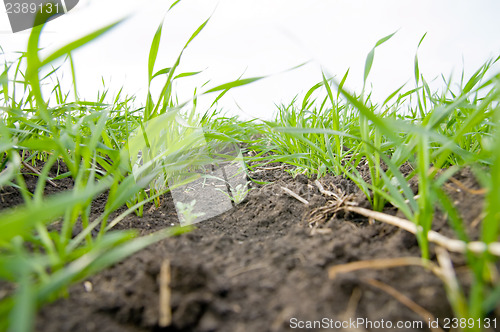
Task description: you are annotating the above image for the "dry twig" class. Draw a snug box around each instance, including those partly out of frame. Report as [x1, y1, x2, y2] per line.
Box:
[22, 161, 58, 187]
[328, 257, 433, 279]
[158, 259, 172, 327]
[362, 278, 444, 332]
[252, 165, 284, 173]
[228, 262, 268, 278]
[447, 177, 486, 195]
[341, 288, 367, 332]
[344, 205, 500, 257]
[281, 186, 309, 205]
[435, 247, 465, 308]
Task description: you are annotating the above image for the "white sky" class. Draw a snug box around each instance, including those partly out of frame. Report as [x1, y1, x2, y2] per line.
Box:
[1, 0, 500, 119]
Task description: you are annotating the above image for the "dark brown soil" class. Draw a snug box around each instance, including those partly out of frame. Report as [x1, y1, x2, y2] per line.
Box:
[2, 161, 497, 331]
[0, 159, 74, 210]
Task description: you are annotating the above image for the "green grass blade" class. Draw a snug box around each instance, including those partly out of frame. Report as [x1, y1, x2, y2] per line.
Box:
[0, 180, 109, 242]
[169, 0, 183, 10]
[174, 70, 203, 80]
[41, 19, 126, 67]
[203, 77, 265, 94]
[332, 80, 401, 142]
[337, 68, 349, 100]
[8, 274, 35, 332]
[37, 226, 191, 302]
[183, 17, 210, 49]
[364, 31, 397, 87]
[382, 83, 406, 106]
[414, 33, 427, 85]
[148, 20, 164, 83]
[302, 81, 323, 110]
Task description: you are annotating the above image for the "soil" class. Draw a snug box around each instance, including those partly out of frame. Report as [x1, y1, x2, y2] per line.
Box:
[1, 160, 497, 332]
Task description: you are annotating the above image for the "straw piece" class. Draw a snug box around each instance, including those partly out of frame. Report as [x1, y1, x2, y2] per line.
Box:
[344, 205, 500, 257]
[281, 186, 309, 205]
[363, 278, 444, 332]
[158, 259, 172, 327]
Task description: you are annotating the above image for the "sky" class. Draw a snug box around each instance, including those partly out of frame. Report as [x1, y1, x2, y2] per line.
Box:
[1, 0, 500, 119]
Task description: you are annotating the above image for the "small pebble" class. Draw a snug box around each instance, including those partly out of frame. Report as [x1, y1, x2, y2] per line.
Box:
[83, 281, 93, 292]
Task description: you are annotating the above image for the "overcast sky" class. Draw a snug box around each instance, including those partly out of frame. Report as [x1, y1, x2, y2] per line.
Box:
[1, 0, 500, 119]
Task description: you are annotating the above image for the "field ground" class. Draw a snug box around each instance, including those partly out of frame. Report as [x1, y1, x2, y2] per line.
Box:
[9, 160, 490, 332]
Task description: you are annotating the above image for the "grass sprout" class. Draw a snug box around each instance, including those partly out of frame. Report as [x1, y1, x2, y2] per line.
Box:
[175, 200, 205, 224]
[215, 181, 252, 205]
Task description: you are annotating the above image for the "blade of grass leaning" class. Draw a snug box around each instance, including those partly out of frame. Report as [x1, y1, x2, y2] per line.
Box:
[363, 30, 398, 91]
[302, 81, 323, 110]
[414, 33, 427, 86]
[169, 0, 183, 10]
[337, 68, 350, 100]
[40, 19, 126, 67]
[37, 226, 192, 302]
[332, 79, 401, 143]
[161, 16, 211, 113]
[203, 77, 266, 94]
[145, 19, 164, 119]
[0, 180, 109, 243]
